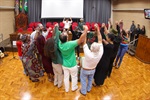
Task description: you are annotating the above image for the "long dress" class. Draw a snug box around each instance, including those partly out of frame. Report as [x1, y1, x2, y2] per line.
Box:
[108, 35, 122, 77]
[22, 40, 44, 82]
[36, 35, 54, 75]
[94, 43, 114, 85]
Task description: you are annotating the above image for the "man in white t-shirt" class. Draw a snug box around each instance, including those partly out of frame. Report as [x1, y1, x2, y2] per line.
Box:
[63, 17, 72, 30]
[30, 23, 51, 41]
[80, 24, 104, 96]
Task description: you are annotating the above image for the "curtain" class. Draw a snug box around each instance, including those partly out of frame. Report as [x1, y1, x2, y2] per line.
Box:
[84, 0, 111, 23]
[27, 0, 41, 23]
[27, 0, 111, 24]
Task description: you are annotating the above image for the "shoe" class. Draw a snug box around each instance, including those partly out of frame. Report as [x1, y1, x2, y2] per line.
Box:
[54, 84, 58, 86]
[58, 85, 62, 88]
[80, 90, 86, 96]
[58, 84, 62, 88]
[113, 63, 116, 67]
[65, 89, 69, 93]
[32, 79, 39, 82]
[48, 78, 53, 82]
[92, 83, 97, 87]
[72, 86, 78, 92]
[115, 65, 120, 69]
[87, 91, 90, 93]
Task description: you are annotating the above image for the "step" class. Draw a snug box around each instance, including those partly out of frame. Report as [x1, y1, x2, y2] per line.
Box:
[127, 50, 135, 56]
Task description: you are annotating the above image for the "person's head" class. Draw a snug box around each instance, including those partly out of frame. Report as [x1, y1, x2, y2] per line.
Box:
[80, 18, 84, 22]
[137, 24, 140, 28]
[101, 23, 105, 28]
[115, 21, 119, 25]
[66, 18, 69, 22]
[44, 38, 55, 58]
[106, 33, 115, 43]
[142, 25, 145, 30]
[132, 21, 135, 24]
[90, 42, 100, 54]
[20, 34, 30, 43]
[59, 32, 68, 43]
[37, 23, 44, 30]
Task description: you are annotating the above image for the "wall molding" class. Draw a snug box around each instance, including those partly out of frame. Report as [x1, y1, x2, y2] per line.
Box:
[113, 8, 144, 11]
[0, 6, 15, 10]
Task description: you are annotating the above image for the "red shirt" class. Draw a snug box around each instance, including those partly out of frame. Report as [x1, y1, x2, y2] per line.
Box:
[16, 41, 22, 56]
[46, 31, 53, 40]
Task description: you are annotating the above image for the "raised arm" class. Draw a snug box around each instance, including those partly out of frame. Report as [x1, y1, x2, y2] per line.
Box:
[53, 23, 61, 40]
[77, 25, 88, 45]
[104, 26, 109, 35]
[95, 24, 102, 43]
[70, 17, 73, 23]
[63, 18, 65, 23]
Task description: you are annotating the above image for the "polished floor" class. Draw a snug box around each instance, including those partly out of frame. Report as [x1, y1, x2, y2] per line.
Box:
[0, 52, 150, 100]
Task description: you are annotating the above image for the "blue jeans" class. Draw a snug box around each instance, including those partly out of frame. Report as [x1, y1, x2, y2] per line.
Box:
[80, 68, 95, 95]
[115, 43, 128, 67]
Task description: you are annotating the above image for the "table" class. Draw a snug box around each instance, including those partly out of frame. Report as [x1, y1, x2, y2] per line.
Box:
[9, 31, 32, 41]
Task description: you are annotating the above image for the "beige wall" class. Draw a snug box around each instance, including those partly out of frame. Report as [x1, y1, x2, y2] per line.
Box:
[0, 0, 15, 40]
[112, 0, 150, 37]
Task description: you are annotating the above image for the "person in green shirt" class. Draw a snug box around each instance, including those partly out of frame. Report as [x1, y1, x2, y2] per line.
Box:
[44, 27, 63, 88]
[78, 18, 85, 31]
[54, 23, 88, 92]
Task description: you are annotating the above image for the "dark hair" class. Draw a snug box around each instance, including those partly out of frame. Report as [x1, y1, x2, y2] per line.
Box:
[121, 30, 127, 37]
[59, 33, 67, 43]
[107, 33, 115, 42]
[20, 34, 28, 43]
[44, 38, 56, 59]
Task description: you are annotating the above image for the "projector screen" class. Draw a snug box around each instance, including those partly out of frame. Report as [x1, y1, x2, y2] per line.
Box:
[41, 0, 84, 18]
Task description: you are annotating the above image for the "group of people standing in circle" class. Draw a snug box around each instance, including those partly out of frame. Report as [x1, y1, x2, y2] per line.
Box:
[16, 17, 146, 96]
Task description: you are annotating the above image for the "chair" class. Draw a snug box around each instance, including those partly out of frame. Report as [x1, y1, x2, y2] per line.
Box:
[86, 24, 91, 31]
[97, 23, 101, 27]
[72, 24, 78, 31]
[72, 22, 78, 26]
[91, 22, 96, 31]
[46, 22, 52, 28]
[85, 22, 90, 26]
[28, 22, 34, 29]
[18, 28, 23, 32]
[53, 22, 58, 25]
[27, 28, 33, 32]
[34, 22, 41, 28]
[15, 13, 28, 31]
[59, 22, 64, 31]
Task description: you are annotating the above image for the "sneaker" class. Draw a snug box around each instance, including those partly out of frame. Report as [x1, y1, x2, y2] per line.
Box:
[113, 63, 116, 67]
[72, 86, 78, 92]
[115, 65, 120, 69]
[80, 90, 86, 96]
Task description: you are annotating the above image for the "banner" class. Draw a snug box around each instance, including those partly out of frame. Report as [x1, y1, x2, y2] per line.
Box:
[15, 0, 19, 15]
[24, 0, 28, 13]
[20, 0, 22, 12]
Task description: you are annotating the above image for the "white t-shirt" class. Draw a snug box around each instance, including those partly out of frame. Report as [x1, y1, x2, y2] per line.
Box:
[30, 30, 48, 41]
[30, 30, 36, 41]
[63, 21, 72, 29]
[82, 43, 103, 69]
